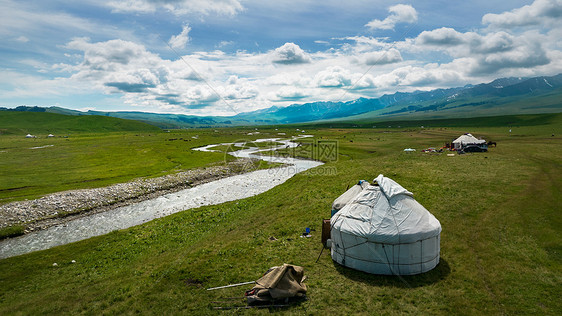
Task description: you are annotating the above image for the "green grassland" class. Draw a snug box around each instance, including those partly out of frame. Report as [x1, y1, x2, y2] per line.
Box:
[0, 113, 561, 314]
[0, 112, 303, 203]
[0, 111, 161, 135]
[314, 111, 562, 130]
[0, 132, 225, 203]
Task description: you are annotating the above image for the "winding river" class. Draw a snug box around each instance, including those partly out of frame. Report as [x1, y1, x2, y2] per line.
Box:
[0, 136, 323, 259]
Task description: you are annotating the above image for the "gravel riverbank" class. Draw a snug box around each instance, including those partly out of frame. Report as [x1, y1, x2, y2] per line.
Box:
[0, 159, 260, 235]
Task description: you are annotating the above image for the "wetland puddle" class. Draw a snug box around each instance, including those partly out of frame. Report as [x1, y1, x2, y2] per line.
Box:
[0, 136, 322, 259]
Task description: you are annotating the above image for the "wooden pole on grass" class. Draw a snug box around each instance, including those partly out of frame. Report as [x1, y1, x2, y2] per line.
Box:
[206, 281, 255, 291]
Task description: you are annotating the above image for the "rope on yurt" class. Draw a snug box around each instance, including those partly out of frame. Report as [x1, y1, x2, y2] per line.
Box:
[374, 180, 399, 275]
[382, 244, 399, 276]
[337, 217, 347, 265]
[420, 239, 423, 273]
[340, 240, 368, 250]
[389, 204, 402, 275]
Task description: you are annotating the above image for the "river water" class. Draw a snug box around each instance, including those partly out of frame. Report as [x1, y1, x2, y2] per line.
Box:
[0, 136, 322, 259]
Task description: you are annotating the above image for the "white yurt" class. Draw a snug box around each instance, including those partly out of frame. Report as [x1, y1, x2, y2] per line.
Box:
[330, 174, 441, 275]
[452, 133, 486, 150]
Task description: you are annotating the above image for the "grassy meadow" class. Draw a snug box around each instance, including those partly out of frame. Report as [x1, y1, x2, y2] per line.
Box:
[0, 112, 300, 204]
[0, 113, 561, 314]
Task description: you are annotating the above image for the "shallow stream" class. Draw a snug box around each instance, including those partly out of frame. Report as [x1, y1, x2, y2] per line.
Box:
[0, 136, 322, 259]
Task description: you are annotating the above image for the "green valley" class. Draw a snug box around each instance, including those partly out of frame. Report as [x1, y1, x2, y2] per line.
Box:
[0, 112, 560, 314]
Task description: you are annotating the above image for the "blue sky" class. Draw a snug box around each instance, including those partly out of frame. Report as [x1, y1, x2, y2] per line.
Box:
[1, 0, 561, 116]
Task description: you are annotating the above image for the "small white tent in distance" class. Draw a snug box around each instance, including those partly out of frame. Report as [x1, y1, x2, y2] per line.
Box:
[452, 133, 486, 150]
[330, 175, 441, 275]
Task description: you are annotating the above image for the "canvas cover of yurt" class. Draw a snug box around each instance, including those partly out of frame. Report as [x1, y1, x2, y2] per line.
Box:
[452, 133, 486, 150]
[330, 174, 441, 275]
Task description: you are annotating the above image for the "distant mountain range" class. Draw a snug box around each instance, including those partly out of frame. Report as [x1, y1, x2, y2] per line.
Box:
[2, 74, 561, 128]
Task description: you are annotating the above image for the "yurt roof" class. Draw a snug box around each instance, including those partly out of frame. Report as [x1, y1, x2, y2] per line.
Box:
[452, 133, 486, 144]
[331, 174, 441, 244]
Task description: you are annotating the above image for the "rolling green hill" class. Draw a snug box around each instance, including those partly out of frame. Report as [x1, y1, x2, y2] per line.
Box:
[334, 87, 562, 123]
[307, 112, 562, 130]
[0, 111, 161, 135]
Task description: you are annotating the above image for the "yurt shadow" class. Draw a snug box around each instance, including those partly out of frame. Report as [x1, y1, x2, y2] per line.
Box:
[331, 257, 450, 288]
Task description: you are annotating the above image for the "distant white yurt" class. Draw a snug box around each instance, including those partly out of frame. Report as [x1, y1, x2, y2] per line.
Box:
[452, 133, 486, 150]
[25, 134, 34, 138]
[330, 175, 441, 275]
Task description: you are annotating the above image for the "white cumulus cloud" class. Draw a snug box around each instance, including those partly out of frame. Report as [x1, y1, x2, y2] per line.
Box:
[169, 25, 191, 50]
[314, 66, 352, 88]
[221, 76, 259, 100]
[362, 48, 403, 65]
[274, 86, 308, 101]
[365, 4, 418, 30]
[482, 0, 562, 28]
[271, 42, 312, 65]
[416, 27, 467, 47]
[183, 85, 221, 106]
